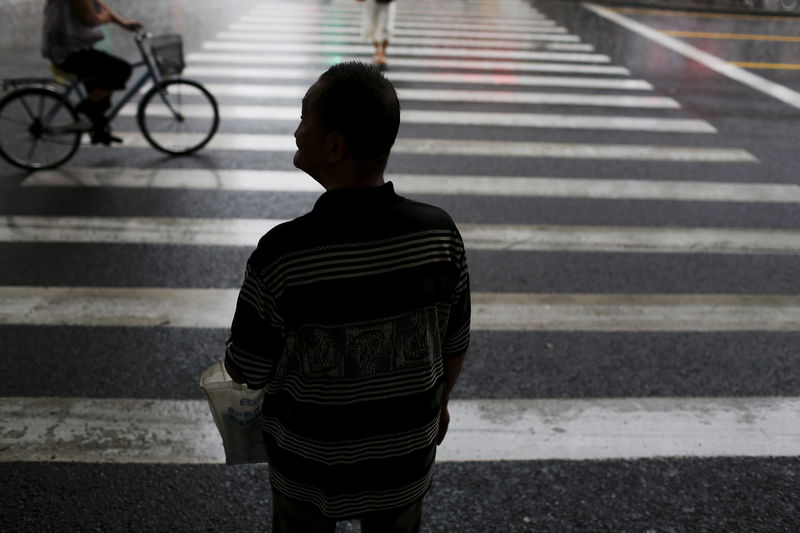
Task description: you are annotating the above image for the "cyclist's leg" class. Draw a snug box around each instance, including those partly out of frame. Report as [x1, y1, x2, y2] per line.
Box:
[58, 49, 132, 144]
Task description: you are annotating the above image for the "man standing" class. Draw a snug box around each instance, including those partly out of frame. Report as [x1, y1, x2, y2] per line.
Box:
[224, 62, 470, 533]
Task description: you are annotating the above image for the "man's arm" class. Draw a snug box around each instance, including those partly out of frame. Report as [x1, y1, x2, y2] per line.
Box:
[222, 251, 285, 390]
[437, 352, 466, 445]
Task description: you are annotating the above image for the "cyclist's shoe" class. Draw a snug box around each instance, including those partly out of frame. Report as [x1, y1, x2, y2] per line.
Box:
[77, 100, 122, 145]
[90, 126, 123, 146]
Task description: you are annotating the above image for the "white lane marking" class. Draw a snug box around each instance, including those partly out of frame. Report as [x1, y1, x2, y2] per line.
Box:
[3, 396, 799, 463]
[184, 66, 651, 90]
[251, 12, 550, 25]
[104, 133, 754, 161]
[526, 43, 595, 52]
[187, 52, 631, 75]
[23, 169, 800, 204]
[201, 83, 680, 107]
[248, 11, 552, 26]
[3, 288, 800, 331]
[23, 168, 323, 192]
[391, 138, 752, 161]
[202, 41, 611, 62]
[241, 19, 561, 33]
[228, 22, 570, 35]
[251, 2, 543, 12]
[2, 216, 797, 255]
[216, 30, 582, 44]
[583, 3, 800, 109]
[375, 109, 706, 130]
[0, 287, 242, 329]
[443, 396, 800, 460]
[122, 103, 713, 132]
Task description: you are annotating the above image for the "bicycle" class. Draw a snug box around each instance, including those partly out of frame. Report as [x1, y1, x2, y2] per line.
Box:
[0, 31, 219, 170]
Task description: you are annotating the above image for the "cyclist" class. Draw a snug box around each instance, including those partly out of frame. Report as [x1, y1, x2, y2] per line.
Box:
[41, 0, 141, 145]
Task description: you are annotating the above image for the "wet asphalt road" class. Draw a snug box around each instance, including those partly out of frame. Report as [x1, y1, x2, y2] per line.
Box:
[2, 0, 800, 532]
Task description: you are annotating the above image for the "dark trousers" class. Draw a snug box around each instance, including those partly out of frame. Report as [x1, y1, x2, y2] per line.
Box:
[58, 49, 132, 93]
[271, 488, 423, 533]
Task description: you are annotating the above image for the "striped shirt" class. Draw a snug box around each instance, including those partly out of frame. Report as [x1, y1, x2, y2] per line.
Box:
[226, 182, 470, 518]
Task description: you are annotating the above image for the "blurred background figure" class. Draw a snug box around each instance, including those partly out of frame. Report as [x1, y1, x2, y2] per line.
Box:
[357, 0, 396, 67]
[41, 0, 141, 144]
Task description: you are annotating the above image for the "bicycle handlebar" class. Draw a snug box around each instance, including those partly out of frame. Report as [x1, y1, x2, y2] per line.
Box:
[134, 30, 153, 43]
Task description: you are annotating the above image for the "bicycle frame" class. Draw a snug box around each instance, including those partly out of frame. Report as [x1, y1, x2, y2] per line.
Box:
[9, 31, 170, 131]
[0, 30, 215, 169]
[105, 31, 164, 122]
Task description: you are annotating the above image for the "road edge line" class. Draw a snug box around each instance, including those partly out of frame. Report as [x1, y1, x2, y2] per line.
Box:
[581, 2, 800, 109]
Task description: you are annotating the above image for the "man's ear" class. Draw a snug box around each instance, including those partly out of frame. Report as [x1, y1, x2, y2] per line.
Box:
[324, 131, 347, 163]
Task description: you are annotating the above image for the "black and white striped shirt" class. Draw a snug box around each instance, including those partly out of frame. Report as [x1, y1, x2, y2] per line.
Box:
[226, 182, 470, 518]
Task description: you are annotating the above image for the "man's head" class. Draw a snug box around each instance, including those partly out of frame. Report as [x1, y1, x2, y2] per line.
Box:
[293, 62, 400, 187]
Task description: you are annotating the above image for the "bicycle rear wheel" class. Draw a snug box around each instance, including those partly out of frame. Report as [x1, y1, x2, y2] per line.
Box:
[137, 79, 219, 155]
[0, 87, 82, 170]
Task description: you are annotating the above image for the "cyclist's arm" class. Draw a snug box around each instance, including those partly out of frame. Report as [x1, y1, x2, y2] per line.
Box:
[71, 0, 140, 30]
[70, 0, 110, 25]
[97, 0, 141, 30]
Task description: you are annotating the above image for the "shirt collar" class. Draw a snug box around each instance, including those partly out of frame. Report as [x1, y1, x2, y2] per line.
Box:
[312, 181, 400, 213]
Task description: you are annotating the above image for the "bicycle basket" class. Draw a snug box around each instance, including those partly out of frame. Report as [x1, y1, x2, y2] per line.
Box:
[150, 34, 185, 76]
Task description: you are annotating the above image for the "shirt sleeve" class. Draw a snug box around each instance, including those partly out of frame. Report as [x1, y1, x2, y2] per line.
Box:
[225, 255, 285, 389]
[442, 236, 470, 358]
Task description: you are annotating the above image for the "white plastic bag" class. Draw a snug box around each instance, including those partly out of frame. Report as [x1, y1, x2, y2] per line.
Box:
[200, 359, 268, 465]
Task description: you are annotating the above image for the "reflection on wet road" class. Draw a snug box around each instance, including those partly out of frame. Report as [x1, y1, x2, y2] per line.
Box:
[605, 5, 800, 91]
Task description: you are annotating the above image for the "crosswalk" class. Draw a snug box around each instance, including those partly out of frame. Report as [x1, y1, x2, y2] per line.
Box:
[2, 0, 799, 529]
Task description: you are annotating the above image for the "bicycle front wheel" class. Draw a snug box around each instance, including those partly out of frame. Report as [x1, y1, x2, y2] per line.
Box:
[137, 79, 219, 155]
[0, 87, 82, 170]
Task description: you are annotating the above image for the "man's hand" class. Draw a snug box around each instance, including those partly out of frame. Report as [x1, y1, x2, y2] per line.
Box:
[436, 404, 450, 445]
[224, 357, 247, 384]
[437, 353, 465, 445]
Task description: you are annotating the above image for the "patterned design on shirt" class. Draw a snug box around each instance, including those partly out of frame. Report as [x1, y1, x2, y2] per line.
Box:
[225, 183, 470, 519]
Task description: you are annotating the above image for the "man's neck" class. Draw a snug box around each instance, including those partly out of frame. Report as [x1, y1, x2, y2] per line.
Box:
[320, 171, 385, 191]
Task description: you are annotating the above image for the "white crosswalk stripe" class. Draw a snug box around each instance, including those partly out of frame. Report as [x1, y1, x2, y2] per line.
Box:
[242, 19, 562, 32]
[186, 53, 631, 74]
[247, 11, 553, 25]
[184, 66, 651, 89]
[3, 397, 798, 463]
[124, 103, 714, 132]
[22, 168, 800, 203]
[93, 132, 756, 162]
[215, 30, 584, 45]
[227, 23, 572, 36]
[3, 216, 798, 255]
[200, 83, 680, 107]
[202, 41, 610, 61]
[3, 287, 800, 331]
